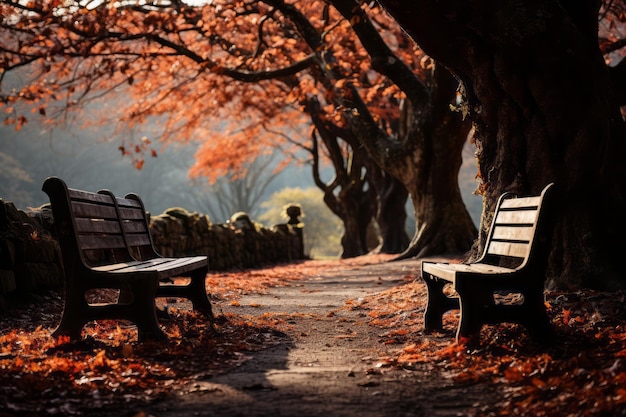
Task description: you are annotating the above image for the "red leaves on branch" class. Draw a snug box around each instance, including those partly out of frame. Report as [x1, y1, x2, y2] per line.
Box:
[1, 0, 424, 181]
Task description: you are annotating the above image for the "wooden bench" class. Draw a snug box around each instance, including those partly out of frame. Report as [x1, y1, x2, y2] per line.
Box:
[421, 183, 555, 344]
[43, 176, 213, 341]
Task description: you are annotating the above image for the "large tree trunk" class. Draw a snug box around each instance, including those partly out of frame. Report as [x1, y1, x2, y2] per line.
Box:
[344, 65, 477, 258]
[376, 0, 626, 290]
[398, 77, 477, 259]
[329, 0, 478, 258]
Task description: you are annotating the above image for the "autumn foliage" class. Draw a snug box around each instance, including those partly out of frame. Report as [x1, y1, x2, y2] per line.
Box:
[0, 1, 419, 179]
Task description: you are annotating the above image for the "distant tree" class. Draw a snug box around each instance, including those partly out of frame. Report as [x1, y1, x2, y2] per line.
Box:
[306, 97, 377, 257]
[189, 154, 279, 222]
[367, 161, 410, 254]
[309, 0, 475, 258]
[259, 187, 343, 258]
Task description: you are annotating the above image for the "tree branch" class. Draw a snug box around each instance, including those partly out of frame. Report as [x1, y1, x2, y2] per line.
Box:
[329, 0, 431, 108]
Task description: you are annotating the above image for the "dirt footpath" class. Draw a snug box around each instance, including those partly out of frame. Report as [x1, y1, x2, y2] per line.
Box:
[147, 258, 501, 417]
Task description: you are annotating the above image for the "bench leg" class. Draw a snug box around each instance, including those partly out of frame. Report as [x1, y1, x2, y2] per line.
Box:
[52, 274, 93, 341]
[522, 289, 554, 343]
[54, 285, 167, 342]
[52, 297, 90, 341]
[422, 273, 460, 332]
[455, 286, 553, 345]
[131, 278, 168, 342]
[156, 268, 214, 321]
[456, 291, 490, 343]
[187, 269, 214, 320]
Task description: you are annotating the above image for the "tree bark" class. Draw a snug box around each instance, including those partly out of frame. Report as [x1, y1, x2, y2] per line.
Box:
[320, 173, 374, 258]
[376, 0, 626, 290]
[368, 163, 410, 254]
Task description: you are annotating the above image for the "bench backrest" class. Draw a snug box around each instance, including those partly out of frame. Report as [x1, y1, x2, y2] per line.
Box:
[42, 177, 134, 267]
[112, 193, 161, 261]
[480, 183, 554, 269]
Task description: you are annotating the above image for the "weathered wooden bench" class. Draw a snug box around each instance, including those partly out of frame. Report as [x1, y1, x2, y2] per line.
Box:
[43, 176, 213, 341]
[421, 183, 555, 344]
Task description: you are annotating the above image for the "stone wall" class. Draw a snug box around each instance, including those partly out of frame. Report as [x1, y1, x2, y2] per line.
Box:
[0, 200, 305, 310]
[149, 208, 305, 270]
[0, 200, 63, 310]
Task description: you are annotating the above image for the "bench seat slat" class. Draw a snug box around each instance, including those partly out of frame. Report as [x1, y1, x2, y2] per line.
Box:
[146, 256, 207, 272]
[92, 256, 206, 275]
[422, 262, 515, 282]
[119, 257, 207, 275]
[91, 261, 147, 272]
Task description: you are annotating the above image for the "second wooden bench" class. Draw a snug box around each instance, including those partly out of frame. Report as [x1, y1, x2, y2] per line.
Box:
[421, 183, 555, 344]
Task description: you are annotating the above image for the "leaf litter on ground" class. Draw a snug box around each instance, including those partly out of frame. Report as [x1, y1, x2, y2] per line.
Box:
[1, 256, 625, 417]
